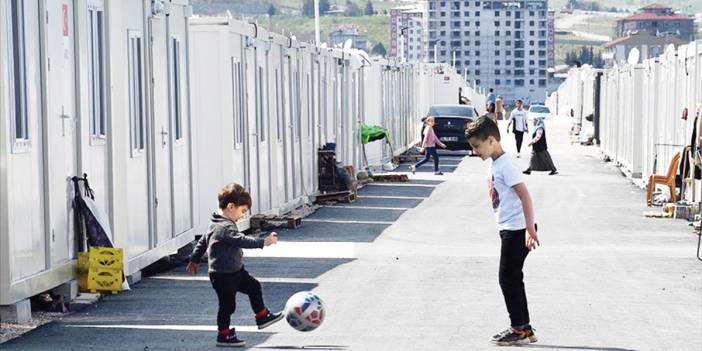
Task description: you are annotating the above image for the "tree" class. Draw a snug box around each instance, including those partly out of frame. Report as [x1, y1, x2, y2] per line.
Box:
[365, 1, 374, 16]
[302, 0, 313, 16]
[345, 0, 363, 17]
[565, 46, 604, 68]
[371, 42, 387, 57]
[267, 4, 277, 16]
[320, 0, 330, 14]
[304, 0, 331, 17]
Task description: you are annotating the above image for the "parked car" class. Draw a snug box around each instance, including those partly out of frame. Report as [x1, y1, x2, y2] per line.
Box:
[423, 104, 479, 151]
[527, 104, 552, 124]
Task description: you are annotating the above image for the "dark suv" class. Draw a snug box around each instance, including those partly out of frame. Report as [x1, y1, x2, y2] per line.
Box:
[423, 104, 479, 151]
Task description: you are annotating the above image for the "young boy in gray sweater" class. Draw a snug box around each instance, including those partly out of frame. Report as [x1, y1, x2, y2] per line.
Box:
[187, 183, 282, 347]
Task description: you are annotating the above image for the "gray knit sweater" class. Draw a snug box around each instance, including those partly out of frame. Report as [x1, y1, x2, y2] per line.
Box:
[189, 213, 265, 273]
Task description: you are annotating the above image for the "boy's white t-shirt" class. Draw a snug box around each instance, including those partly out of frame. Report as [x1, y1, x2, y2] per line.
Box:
[511, 109, 528, 132]
[488, 153, 526, 231]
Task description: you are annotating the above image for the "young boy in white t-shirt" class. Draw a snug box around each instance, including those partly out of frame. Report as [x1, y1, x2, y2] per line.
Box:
[465, 116, 541, 346]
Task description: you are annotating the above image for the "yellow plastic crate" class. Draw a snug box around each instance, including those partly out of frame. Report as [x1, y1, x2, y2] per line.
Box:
[78, 247, 123, 271]
[79, 267, 122, 294]
[87, 247, 123, 270]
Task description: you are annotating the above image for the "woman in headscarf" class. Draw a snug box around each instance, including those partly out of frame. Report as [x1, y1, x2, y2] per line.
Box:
[523, 118, 558, 175]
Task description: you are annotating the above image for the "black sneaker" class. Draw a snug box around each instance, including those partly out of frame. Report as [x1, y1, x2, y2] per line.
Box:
[523, 169, 532, 175]
[216, 333, 245, 347]
[491, 327, 537, 346]
[549, 170, 558, 175]
[256, 310, 284, 329]
[490, 328, 513, 342]
[434, 171, 444, 175]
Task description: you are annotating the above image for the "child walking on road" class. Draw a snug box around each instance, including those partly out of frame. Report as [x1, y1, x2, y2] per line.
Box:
[465, 116, 541, 346]
[411, 116, 447, 175]
[187, 183, 283, 347]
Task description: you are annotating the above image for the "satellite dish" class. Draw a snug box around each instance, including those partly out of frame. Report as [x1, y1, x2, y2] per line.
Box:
[627, 48, 640, 65]
[343, 39, 353, 50]
[349, 54, 362, 70]
[665, 43, 676, 55]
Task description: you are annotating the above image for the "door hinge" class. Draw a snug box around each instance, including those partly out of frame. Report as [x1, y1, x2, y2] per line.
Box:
[46, 11, 49, 24]
[155, 197, 159, 207]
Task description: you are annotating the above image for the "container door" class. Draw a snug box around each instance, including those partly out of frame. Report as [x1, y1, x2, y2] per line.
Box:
[45, 0, 78, 263]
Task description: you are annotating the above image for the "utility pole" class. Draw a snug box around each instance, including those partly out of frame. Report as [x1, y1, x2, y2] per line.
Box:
[314, 0, 321, 46]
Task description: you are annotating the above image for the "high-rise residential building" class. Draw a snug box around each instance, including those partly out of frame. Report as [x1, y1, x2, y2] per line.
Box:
[425, 0, 555, 104]
[390, 5, 425, 62]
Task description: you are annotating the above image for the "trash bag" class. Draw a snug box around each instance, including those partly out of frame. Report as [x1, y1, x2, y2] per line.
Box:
[361, 124, 389, 145]
[335, 166, 356, 191]
[72, 175, 112, 248]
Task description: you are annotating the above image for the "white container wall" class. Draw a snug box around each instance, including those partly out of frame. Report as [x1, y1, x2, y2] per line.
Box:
[0, 0, 194, 306]
[189, 16, 483, 233]
[1, 8, 484, 307]
[548, 41, 702, 198]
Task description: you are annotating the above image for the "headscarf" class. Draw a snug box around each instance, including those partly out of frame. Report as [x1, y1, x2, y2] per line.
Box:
[532, 118, 545, 138]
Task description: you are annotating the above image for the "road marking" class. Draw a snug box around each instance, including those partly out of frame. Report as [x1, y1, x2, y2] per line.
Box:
[322, 205, 409, 211]
[365, 183, 438, 188]
[245, 242, 359, 258]
[65, 324, 262, 333]
[150, 276, 318, 284]
[304, 219, 394, 225]
[357, 195, 426, 200]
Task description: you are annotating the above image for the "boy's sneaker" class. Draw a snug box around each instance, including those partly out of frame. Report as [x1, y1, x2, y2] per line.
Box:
[216, 333, 245, 347]
[256, 310, 284, 330]
[434, 171, 444, 175]
[490, 327, 537, 346]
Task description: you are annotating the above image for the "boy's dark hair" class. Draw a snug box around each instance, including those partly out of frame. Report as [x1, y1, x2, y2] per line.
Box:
[218, 183, 252, 209]
[516, 99, 523, 104]
[465, 116, 501, 142]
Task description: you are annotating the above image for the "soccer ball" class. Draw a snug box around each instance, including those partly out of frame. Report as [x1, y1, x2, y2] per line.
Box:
[284, 291, 325, 332]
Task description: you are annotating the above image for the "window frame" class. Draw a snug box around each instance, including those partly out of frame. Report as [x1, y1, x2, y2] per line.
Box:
[8, 0, 31, 153]
[127, 30, 146, 157]
[230, 57, 244, 149]
[88, 2, 107, 144]
[170, 36, 184, 143]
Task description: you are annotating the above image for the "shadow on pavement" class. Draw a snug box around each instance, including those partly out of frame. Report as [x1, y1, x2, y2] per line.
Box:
[524, 344, 639, 351]
[0, 256, 355, 351]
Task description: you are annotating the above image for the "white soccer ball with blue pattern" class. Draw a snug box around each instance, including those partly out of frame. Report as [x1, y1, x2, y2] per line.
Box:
[284, 291, 325, 332]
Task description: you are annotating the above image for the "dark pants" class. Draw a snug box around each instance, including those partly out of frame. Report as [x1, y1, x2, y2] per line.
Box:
[415, 147, 440, 172]
[209, 269, 265, 331]
[514, 131, 524, 153]
[499, 229, 530, 328]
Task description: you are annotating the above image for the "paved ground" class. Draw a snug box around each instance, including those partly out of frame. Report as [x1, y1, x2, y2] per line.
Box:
[2, 119, 701, 351]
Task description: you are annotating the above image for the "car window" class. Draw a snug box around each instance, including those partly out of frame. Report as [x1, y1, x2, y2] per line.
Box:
[529, 106, 550, 114]
[428, 106, 476, 118]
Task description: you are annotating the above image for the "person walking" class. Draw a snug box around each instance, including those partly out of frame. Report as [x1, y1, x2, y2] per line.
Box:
[523, 118, 558, 176]
[496, 95, 505, 120]
[410, 116, 447, 175]
[507, 99, 528, 158]
[483, 102, 498, 123]
[487, 88, 497, 106]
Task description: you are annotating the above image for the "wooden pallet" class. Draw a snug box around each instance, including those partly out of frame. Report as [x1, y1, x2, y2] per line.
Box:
[371, 174, 409, 183]
[251, 213, 303, 230]
[398, 154, 424, 162]
[315, 190, 357, 204]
